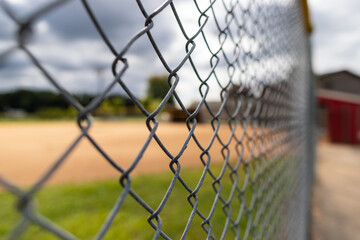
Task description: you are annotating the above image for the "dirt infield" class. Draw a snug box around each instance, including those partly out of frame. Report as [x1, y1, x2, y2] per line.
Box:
[0, 121, 242, 187]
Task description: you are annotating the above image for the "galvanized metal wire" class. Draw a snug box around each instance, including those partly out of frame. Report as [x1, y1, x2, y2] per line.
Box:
[0, 0, 314, 239]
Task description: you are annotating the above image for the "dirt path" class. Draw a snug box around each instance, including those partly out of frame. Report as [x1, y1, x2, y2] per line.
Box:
[0, 121, 241, 187]
[312, 142, 360, 240]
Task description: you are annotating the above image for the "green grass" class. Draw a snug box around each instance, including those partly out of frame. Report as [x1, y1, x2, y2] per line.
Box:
[0, 166, 252, 239]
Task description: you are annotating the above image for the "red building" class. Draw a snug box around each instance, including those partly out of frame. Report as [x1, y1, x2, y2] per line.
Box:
[318, 89, 360, 143]
[317, 71, 360, 144]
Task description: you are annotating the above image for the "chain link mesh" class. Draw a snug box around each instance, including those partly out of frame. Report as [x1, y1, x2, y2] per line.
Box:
[0, 0, 313, 239]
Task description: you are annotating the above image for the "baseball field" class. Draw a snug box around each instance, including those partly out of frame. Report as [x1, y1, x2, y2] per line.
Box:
[0, 120, 250, 239]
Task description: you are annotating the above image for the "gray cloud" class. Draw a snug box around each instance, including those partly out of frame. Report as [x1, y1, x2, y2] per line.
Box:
[0, 0, 316, 105]
[309, 0, 360, 75]
[0, 0, 177, 96]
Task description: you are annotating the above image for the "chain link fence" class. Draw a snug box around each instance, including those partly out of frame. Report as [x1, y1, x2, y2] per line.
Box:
[0, 0, 314, 239]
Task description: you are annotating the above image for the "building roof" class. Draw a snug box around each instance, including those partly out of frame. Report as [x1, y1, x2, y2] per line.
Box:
[317, 70, 360, 95]
[318, 70, 360, 81]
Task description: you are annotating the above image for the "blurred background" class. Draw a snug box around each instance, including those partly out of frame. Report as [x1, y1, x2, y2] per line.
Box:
[309, 1, 360, 239]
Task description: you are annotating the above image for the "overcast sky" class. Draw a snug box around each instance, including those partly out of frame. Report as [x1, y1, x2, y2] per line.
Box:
[0, 0, 225, 105]
[309, 0, 360, 76]
[0, 0, 358, 105]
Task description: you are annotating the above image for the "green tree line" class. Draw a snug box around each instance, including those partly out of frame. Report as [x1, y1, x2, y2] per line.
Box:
[0, 89, 137, 118]
[0, 75, 173, 118]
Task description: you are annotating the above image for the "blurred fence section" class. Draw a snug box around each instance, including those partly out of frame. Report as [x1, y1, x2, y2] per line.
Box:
[0, 0, 314, 239]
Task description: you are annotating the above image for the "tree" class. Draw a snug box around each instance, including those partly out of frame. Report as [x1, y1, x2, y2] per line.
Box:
[147, 74, 173, 104]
